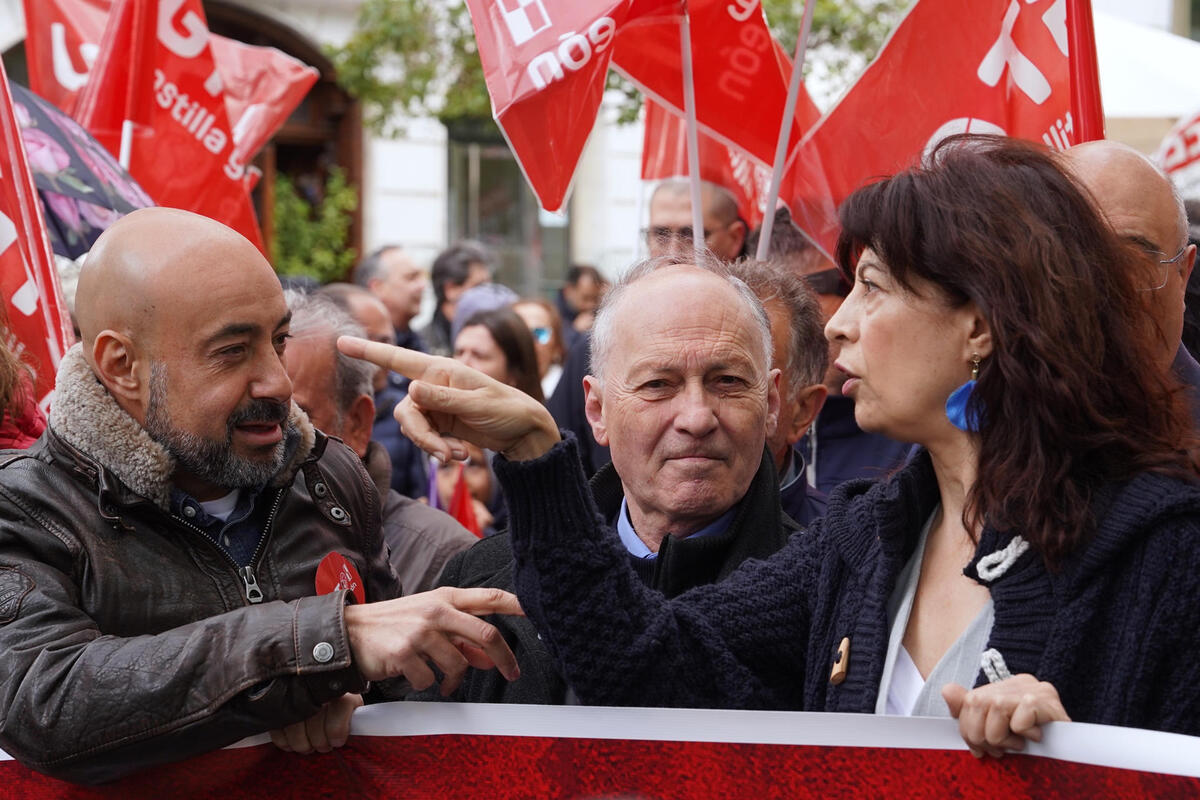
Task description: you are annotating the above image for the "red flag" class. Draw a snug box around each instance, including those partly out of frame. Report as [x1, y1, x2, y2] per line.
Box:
[73, 0, 264, 250]
[786, 0, 1104, 258]
[615, 0, 821, 169]
[447, 463, 483, 537]
[207, 36, 319, 170]
[465, 0, 656, 212]
[20, 0, 110, 115]
[0, 61, 76, 408]
[641, 98, 781, 229]
[24, 0, 319, 173]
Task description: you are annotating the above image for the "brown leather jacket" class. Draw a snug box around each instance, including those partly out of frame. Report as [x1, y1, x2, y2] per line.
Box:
[0, 348, 401, 784]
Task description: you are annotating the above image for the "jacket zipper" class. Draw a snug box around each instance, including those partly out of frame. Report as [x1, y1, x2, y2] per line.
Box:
[173, 487, 286, 605]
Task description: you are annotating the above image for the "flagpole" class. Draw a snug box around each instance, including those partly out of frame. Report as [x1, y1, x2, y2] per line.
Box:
[1066, 0, 1104, 143]
[118, 119, 134, 169]
[678, 2, 704, 254]
[755, 0, 816, 262]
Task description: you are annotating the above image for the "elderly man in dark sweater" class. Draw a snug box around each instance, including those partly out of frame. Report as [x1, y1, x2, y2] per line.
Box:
[412, 253, 796, 704]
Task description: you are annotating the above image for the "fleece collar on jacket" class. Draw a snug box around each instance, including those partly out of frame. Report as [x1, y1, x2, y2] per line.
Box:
[47, 344, 315, 511]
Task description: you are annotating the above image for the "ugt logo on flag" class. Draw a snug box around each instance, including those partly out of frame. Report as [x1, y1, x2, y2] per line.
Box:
[498, 0, 551, 45]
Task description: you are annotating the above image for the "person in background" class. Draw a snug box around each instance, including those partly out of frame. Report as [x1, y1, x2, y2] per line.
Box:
[450, 282, 521, 347]
[1061, 140, 1200, 426]
[555, 264, 605, 349]
[454, 307, 544, 404]
[0, 316, 46, 449]
[646, 179, 747, 261]
[726, 258, 828, 526]
[364, 135, 1200, 749]
[320, 283, 428, 500]
[420, 241, 493, 357]
[352, 245, 427, 352]
[1181, 198, 1200, 363]
[284, 290, 476, 594]
[749, 206, 910, 494]
[513, 297, 566, 400]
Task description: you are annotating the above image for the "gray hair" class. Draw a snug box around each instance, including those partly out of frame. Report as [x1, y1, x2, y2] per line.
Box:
[589, 251, 772, 383]
[352, 245, 403, 288]
[283, 289, 374, 424]
[724, 258, 827, 396]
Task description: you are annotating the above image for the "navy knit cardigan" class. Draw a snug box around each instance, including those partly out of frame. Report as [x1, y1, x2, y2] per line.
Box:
[498, 436, 1200, 735]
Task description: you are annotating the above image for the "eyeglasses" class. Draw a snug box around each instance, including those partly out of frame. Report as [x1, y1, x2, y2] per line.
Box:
[531, 326, 552, 345]
[1142, 244, 1189, 291]
[642, 225, 713, 245]
[802, 268, 852, 297]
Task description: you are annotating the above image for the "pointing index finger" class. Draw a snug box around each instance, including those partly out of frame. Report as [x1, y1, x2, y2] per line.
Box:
[337, 336, 436, 382]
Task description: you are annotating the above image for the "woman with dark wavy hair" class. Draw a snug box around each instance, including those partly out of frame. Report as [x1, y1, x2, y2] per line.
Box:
[348, 135, 1200, 752]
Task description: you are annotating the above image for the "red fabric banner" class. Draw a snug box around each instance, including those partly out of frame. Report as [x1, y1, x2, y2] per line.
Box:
[466, 0, 648, 212]
[614, 0, 821, 168]
[70, 0, 311, 252]
[641, 97, 782, 229]
[0, 60, 76, 408]
[447, 462, 484, 537]
[785, 0, 1104, 258]
[1, 704, 1197, 797]
[23, 0, 318, 173]
[467, 0, 817, 215]
[20, 0, 110, 115]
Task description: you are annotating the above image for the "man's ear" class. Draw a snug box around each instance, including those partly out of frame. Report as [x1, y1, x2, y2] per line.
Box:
[342, 393, 376, 459]
[92, 330, 146, 412]
[765, 368, 782, 440]
[787, 383, 827, 444]
[583, 375, 609, 447]
[730, 219, 747, 255]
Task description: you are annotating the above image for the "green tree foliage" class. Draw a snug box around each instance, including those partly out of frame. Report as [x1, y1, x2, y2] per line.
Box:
[331, 0, 912, 134]
[271, 167, 359, 283]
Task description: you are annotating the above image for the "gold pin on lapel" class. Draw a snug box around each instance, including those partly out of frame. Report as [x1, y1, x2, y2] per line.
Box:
[830, 637, 850, 685]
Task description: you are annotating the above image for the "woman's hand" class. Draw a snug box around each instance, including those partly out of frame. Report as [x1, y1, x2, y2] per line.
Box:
[942, 674, 1070, 758]
[337, 337, 560, 463]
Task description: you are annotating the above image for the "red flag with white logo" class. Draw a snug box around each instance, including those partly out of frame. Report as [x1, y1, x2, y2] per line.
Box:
[785, 0, 1104, 258]
[466, 0, 659, 213]
[20, 0, 110, 115]
[73, 0, 265, 251]
[615, 0, 821, 170]
[24, 0, 318, 176]
[0, 60, 76, 408]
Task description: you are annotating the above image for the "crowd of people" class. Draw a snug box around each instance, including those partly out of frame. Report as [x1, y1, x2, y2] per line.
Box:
[0, 133, 1198, 784]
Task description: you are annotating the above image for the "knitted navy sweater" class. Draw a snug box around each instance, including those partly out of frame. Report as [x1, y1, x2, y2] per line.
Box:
[498, 436, 1200, 735]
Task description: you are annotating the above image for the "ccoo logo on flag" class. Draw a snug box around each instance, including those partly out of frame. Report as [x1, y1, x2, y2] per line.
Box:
[498, 0, 552, 46]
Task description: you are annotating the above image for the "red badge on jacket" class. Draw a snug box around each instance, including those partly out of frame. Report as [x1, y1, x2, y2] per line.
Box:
[315, 552, 365, 604]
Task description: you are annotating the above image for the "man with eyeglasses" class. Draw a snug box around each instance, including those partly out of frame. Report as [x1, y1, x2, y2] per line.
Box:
[1062, 140, 1200, 427]
[644, 179, 748, 261]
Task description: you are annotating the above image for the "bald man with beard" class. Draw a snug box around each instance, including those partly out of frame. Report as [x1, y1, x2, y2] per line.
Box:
[1061, 140, 1200, 425]
[0, 209, 520, 784]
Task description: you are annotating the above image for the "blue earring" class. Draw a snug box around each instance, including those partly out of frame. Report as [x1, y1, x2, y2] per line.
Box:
[945, 353, 982, 432]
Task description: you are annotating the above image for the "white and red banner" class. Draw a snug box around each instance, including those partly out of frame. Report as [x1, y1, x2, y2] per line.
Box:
[784, 0, 1104, 258]
[0, 60, 75, 409]
[1, 704, 1198, 796]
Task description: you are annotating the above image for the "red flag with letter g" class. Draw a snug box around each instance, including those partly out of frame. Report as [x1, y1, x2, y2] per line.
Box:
[0, 60, 76, 408]
[74, 0, 265, 251]
[786, 0, 1103, 259]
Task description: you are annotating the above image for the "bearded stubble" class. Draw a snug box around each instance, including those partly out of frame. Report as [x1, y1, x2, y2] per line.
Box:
[144, 364, 290, 490]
